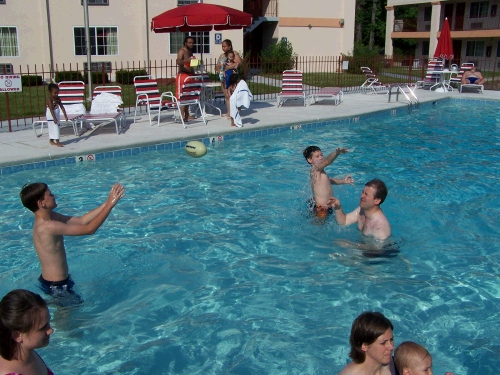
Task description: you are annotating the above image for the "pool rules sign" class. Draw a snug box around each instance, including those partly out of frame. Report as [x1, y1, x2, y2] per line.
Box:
[0, 75, 22, 92]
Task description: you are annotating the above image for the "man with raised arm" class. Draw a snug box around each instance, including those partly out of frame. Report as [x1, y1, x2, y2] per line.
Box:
[330, 179, 391, 241]
[20, 182, 125, 304]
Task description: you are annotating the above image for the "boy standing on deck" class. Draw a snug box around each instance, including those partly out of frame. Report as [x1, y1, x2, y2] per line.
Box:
[303, 146, 354, 218]
[20, 182, 125, 305]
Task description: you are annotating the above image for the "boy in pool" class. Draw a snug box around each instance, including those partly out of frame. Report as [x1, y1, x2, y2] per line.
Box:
[303, 146, 354, 218]
[20, 182, 125, 306]
[394, 341, 454, 375]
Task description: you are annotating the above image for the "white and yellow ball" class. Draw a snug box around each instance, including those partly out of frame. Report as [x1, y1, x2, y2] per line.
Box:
[185, 140, 207, 158]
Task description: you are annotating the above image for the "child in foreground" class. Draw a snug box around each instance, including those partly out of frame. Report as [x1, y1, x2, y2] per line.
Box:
[303, 145, 353, 218]
[394, 341, 454, 375]
[46, 83, 68, 147]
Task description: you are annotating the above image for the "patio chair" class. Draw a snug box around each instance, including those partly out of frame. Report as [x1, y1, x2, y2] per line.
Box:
[360, 67, 389, 94]
[277, 70, 307, 107]
[416, 59, 444, 89]
[75, 86, 125, 135]
[32, 81, 86, 137]
[133, 75, 178, 126]
[309, 87, 343, 106]
[172, 75, 207, 128]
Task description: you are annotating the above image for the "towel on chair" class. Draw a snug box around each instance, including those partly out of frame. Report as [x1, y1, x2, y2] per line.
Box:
[90, 92, 123, 114]
[230, 80, 252, 128]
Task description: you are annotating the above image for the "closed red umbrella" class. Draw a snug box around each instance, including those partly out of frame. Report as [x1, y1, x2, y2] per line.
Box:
[151, 3, 252, 33]
[434, 17, 454, 60]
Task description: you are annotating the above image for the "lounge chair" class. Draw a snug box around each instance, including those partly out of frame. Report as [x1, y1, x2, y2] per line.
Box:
[416, 59, 444, 89]
[360, 67, 389, 94]
[133, 75, 178, 126]
[277, 70, 307, 107]
[32, 81, 86, 137]
[458, 64, 484, 93]
[309, 87, 343, 105]
[75, 86, 125, 135]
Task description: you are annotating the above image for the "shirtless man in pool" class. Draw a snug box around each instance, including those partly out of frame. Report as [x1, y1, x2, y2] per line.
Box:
[20, 182, 125, 303]
[329, 179, 391, 241]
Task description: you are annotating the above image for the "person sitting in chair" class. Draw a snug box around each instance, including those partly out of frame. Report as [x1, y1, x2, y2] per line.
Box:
[462, 66, 485, 85]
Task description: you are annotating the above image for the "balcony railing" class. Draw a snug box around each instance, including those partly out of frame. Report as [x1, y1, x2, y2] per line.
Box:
[394, 15, 500, 32]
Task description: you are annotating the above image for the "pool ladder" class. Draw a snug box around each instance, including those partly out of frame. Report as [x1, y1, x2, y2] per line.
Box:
[388, 84, 419, 109]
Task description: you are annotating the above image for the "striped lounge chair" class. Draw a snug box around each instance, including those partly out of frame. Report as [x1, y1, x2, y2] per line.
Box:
[277, 70, 307, 107]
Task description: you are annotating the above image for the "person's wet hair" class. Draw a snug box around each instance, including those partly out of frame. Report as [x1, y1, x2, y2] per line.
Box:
[365, 179, 388, 204]
[349, 311, 394, 364]
[303, 146, 321, 162]
[20, 182, 48, 212]
[0, 289, 47, 360]
[229, 73, 239, 86]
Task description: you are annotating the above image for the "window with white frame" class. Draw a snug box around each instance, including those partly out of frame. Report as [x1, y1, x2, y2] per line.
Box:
[81, 0, 109, 5]
[0, 63, 13, 74]
[470, 1, 489, 18]
[0, 27, 19, 57]
[74, 27, 118, 56]
[466, 41, 485, 56]
[169, 32, 210, 55]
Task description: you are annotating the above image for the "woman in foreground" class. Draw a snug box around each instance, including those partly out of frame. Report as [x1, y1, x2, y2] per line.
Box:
[0, 289, 54, 375]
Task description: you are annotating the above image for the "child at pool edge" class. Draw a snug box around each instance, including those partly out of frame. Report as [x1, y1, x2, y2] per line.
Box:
[224, 50, 237, 90]
[46, 83, 68, 147]
[303, 146, 353, 218]
[0, 289, 54, 375]
[394, 341, 454, 375]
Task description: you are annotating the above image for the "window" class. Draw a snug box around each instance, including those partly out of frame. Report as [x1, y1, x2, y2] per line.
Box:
[178, 0, 198, 5]
[74, 27, 118, 56]
[470, 1, 489, 18]
[491, 4, 497, 16]
[0, 63, 13, 74]
[496, 41, 500, 57]
[422, 41, 430, 56]
[0, 27, 18, 57]
[81, 0, 109, 5]
[0, 0, 6, 4]
[423, 7, 432, 22]
[169, 32, 210, 55]
[466, 41, 485, 56]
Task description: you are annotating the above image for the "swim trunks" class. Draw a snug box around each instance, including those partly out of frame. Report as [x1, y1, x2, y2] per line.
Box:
[38, 274, 83, 307]
[307, 198, 333, 219]
[176, 72, 192, 100]
[467, 76, 478, 84]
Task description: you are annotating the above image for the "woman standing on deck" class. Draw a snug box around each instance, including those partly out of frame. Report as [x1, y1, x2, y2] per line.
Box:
[0, 289, 55, 375]
[216, 39, 242, 118]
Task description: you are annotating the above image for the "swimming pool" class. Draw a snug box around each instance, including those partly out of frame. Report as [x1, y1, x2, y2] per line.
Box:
[1, 99, 499, 374]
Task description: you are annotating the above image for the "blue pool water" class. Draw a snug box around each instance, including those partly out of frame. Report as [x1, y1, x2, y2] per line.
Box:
[1, 100, 499, 374]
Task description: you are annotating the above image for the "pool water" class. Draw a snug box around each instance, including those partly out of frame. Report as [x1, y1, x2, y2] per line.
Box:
[1, 100, 499, 375]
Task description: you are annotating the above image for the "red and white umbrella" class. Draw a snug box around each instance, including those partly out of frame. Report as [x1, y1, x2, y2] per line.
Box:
[151, 3, 252, 33]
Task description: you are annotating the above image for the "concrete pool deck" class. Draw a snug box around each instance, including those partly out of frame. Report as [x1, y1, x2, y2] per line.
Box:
[1, 88, 499, 169]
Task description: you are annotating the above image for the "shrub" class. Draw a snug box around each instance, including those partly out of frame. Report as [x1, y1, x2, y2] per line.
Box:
[21, 75, 43, 87]
[115, 69, 148, 85]
[83, 72, 110, 84]
[55, 71, 84, 82]
[259, 38, 297, 74]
